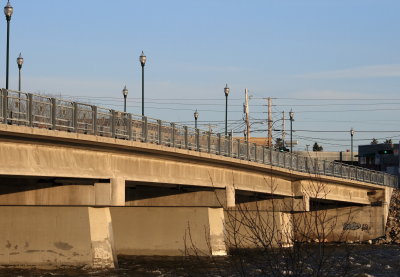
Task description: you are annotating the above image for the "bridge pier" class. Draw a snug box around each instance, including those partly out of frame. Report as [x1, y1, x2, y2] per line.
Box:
[0, 206, 117, 268]
[110, 207, 226, 256]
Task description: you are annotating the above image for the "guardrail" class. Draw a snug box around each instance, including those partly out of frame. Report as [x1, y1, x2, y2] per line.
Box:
[0, 88, 398, 188]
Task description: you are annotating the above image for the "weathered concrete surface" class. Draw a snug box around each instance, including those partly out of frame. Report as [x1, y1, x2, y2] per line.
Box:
[293, 179, 371, 205]
[110, 207, 227, 256]
[224, 210, 293, 248]
[236, 197, 309, 212]
[0, 207, 116, 268]
[0, 183, 95, 205]
[293, 206, 386, 242]
[0, 178, 123, 206]
[125, 187, 227, 207]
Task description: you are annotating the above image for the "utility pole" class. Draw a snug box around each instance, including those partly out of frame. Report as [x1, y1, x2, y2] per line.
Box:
[267, 97, 272, 147]
[244, 88, 250, 141]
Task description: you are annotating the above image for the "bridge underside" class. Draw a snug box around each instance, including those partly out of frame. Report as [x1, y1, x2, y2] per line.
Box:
[0, 125, 394, 268]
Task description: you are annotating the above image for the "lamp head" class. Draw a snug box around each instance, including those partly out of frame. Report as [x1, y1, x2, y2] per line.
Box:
[16, 53, 23, 69]
[139, 51, 147, 66]
[350, 128, 355, 136]
[289, 110, 294, 120]
[122, 85, 128, 97]
[194, 110, 199, 120]
[224, 84, 230, 97]
[4, 1, 13, 21]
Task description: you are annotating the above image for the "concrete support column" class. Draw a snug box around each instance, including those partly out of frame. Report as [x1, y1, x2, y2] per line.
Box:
[95, 178, 125, 206]
[207, 208, 227, 255]
[226, 185, 235, 208]
[111, 178, 125, 206]
[88, 207, 117, 268]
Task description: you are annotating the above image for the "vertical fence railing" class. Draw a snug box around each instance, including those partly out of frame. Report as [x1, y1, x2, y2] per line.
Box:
[0, 88, 397, 188]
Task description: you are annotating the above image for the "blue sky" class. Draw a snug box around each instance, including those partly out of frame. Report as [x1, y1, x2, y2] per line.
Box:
[5, 0, 400, 150]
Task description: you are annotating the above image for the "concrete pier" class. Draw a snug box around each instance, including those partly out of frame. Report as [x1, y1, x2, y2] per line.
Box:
[0, 207, 116, 268]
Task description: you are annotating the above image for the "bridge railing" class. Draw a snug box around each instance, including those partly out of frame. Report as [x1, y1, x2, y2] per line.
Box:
[1, 88, 398, 188]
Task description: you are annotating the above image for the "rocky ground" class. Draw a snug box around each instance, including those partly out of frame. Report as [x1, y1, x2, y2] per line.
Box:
[375, 189, 400, 244]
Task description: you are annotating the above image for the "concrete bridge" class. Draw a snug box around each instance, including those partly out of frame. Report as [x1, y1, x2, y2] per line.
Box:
[0, 89, 397, 268]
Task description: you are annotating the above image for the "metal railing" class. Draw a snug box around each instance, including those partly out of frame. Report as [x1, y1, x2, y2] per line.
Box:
[1, 88, 398, 188]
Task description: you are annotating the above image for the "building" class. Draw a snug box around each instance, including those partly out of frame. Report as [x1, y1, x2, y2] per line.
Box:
[294, 151, 357, 163]
[358, 143, 399, 177]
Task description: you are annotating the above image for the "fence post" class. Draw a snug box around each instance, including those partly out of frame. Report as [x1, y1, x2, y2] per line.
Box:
[229, 132, 233, 157]
[237, 139, 241, 159]
[73, 102, 78, 132]
[196, 129, 200, 151]
[51, 98, 57, 130]
[262, 146, 265, 164]
[207, 132, 211, 153]
[217, 133, 221, 155]
[2, 89, 7, 124]
[184, 126, 188, 149]
[92, 106, 97, 135]
[157, 120, 162, 144]
[270, 148, 273, 166]
[246, 140, 250, 161]
[171, 122, 175, 147]
[127, 113, 132, 140]
[28, 93, 33, 127]
[142, 116, 147, 142]
[111, 110, 116, 138]
[282, 152, 286, 168]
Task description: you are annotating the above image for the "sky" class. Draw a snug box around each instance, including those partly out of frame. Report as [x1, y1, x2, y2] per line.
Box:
[4, 0, 400, 151]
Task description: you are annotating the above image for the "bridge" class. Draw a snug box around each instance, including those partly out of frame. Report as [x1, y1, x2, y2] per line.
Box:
[0, 89, 397, 268]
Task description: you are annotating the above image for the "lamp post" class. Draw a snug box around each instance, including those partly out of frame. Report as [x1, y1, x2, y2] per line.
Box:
[4, 1, 13, 90]
[139, 51, 146, 116]
[289, 110, 294, 153]
[350, 128, 355, 164]
[122, 86, 128, 112]
[224, 84, 230, 136]
[194, 109, 199, 129]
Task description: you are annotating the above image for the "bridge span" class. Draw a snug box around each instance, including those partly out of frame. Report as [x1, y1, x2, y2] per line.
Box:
[0, 89, 397, 268]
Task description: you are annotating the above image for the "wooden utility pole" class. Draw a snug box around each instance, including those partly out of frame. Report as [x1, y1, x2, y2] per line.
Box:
[267, 97, 272, 147]
[244, 88, 250, 141]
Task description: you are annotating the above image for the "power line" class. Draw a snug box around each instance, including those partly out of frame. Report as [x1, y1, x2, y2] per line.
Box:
[274, 97, 400, 101]
[273, 129, 400, 133]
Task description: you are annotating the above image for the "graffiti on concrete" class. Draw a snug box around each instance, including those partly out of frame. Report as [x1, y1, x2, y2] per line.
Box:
[343, 222, 370, 231]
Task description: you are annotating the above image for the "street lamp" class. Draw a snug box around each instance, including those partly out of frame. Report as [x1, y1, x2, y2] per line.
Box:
[224, 84, 230, 136]
[289, 110, 294, 153]
[122, 85, 128, 112]
[194, 109, 199, 129]
[139, 51, 147, 116]
[350, 128, 355, 164]
[4, 0, 13, 90]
